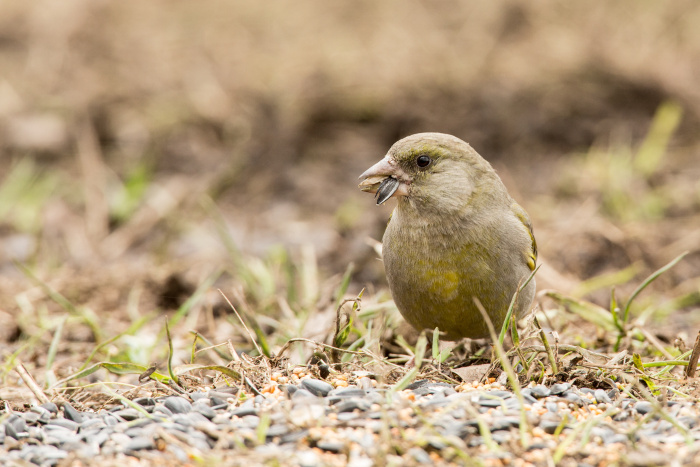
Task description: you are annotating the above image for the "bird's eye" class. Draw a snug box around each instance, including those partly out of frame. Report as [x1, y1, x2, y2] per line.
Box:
[416, 155, 432, 168]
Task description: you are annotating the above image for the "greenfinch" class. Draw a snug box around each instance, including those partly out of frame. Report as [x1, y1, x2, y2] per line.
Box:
[359, 133, 537, 340]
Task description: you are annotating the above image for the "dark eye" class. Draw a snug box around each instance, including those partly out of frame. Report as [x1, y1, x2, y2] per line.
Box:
[416, 155, 431, 168]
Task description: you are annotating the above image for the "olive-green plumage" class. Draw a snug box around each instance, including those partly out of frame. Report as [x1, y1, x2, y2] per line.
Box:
[359, 133, 537, 340]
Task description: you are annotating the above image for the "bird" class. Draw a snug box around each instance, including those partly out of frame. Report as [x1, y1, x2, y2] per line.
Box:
[358, 133, 537, 340]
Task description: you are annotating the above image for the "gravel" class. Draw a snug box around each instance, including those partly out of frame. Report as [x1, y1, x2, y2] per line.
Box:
[3, 377, 700, 465]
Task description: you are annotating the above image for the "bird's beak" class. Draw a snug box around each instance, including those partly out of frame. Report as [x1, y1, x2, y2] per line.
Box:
[358, 156, 410, 205]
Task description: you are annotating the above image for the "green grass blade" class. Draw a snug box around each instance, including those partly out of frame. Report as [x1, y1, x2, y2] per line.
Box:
[165, 320, 181, 387]
[174, 364, 241, 380]
[623, 251, 688, 325]
[499, 265, 539, 346]
[53, 362, 170, 388]
[432, 327, 440, 360]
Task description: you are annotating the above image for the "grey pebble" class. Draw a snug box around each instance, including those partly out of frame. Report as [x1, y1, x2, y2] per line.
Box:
[530, 385, 552, 398]
[336, 399, 372, 413]
[41, 402, 59, 414]
[126, 436, 155, 452]
[594, 389, 613, 404]
[328, 387, 366, 401]
[189, 391, 208, 402]
[133, 397, 156, 407]
[564, 392, 586, 406]
[210, 397, 228, 409]
[103, 414, 120, 426]
[522, 393, 538, 405]
[193, 403, 217, 419]
[280, 429, 309, 444]
[540, 420, 563, 434]
[282, 385, 298, 397]
[337, 412, 359, 422]
[22, 411, 41, 425]
[301, 378, 334, 397]
[358, 377, 373, 390]
[81, 418, 107, 430]
[62, 403, 84, 423]
[635, 401, 654, 414]
[113, 408, 142, 421]
[4, 421, 19, 440]
[163, 396, 192, 414]
[153, 405, 174, 418]
[491, 431, 512, 444]
[408, 447, 432, 463]
[8, 414, 29, 434]
[231, 406, 258, 417]
[316, 439, 345, 453]
[47, 419, 79, 431]
[264, 423, 291, 439]
[591, 426, 616, 442]
[550, 383, 571, 395]
[30, 406, 52, 424]
[292, 389, 320, 402]
[477, 398, 504, 408]
[208, 391, 235, 403]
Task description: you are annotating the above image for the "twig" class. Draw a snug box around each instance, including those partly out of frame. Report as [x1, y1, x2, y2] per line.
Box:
[227, 339, 242, 362]
[685, 330, 700, 378]
[276, 337, 365, 359]
[218, 289, 263, 356]
[15, 362, 50, 404]
[639, 328, 675, 361]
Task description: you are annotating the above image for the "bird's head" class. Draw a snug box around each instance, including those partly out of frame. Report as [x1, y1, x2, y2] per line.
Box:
[359, 133, 498, 213]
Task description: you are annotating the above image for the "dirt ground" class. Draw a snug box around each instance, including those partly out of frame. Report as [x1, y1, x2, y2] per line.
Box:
[1, 0, 700, 406]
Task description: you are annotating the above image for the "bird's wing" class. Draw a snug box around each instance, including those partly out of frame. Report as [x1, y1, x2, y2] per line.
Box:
[511, 202, 537, 271]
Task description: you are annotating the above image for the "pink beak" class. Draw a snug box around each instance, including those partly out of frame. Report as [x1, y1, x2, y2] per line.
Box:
[358, 157, 410, 204]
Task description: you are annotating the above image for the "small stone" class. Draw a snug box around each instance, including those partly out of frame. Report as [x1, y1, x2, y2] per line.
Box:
[113, 409, 142, 421]
[30, 406, 52, 423]
[62, 403, 84, 423]
[40, 402, 59, 414]
[335, 399, 371, 413]
[193, 404, 217, 420]
[635, 402, 654, 415]
[282, 385, 299, 398]
[153, 405, 174, 418]
[189, 392, 208, 402]
[47, 419, 79, 431]
[550, 383, 571, 395]
[564, 393, 585, 406]
[522, 393, 538, 405]
[133, 397, 156, 407]
[126, 436, 155, 452]
[163, 396, 192, 414]
[328, 387, 366, 402]
[594, 389, 612, 404]
[317, 439, 345, 453]
[231, 406, 258, 417]
[301, 379, 333, 397]
[279, 429, 309, 444]
[408, 447, 432, 463]
[210, 397, 228, 410]
[358, 377, 373, 390]
[529, 385, 551, 398]
[540, 420, 562, 434]
[22, 412, 40, 425]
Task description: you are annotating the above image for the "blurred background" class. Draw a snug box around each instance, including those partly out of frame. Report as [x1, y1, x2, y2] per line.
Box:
[1, 1, 699, 369]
